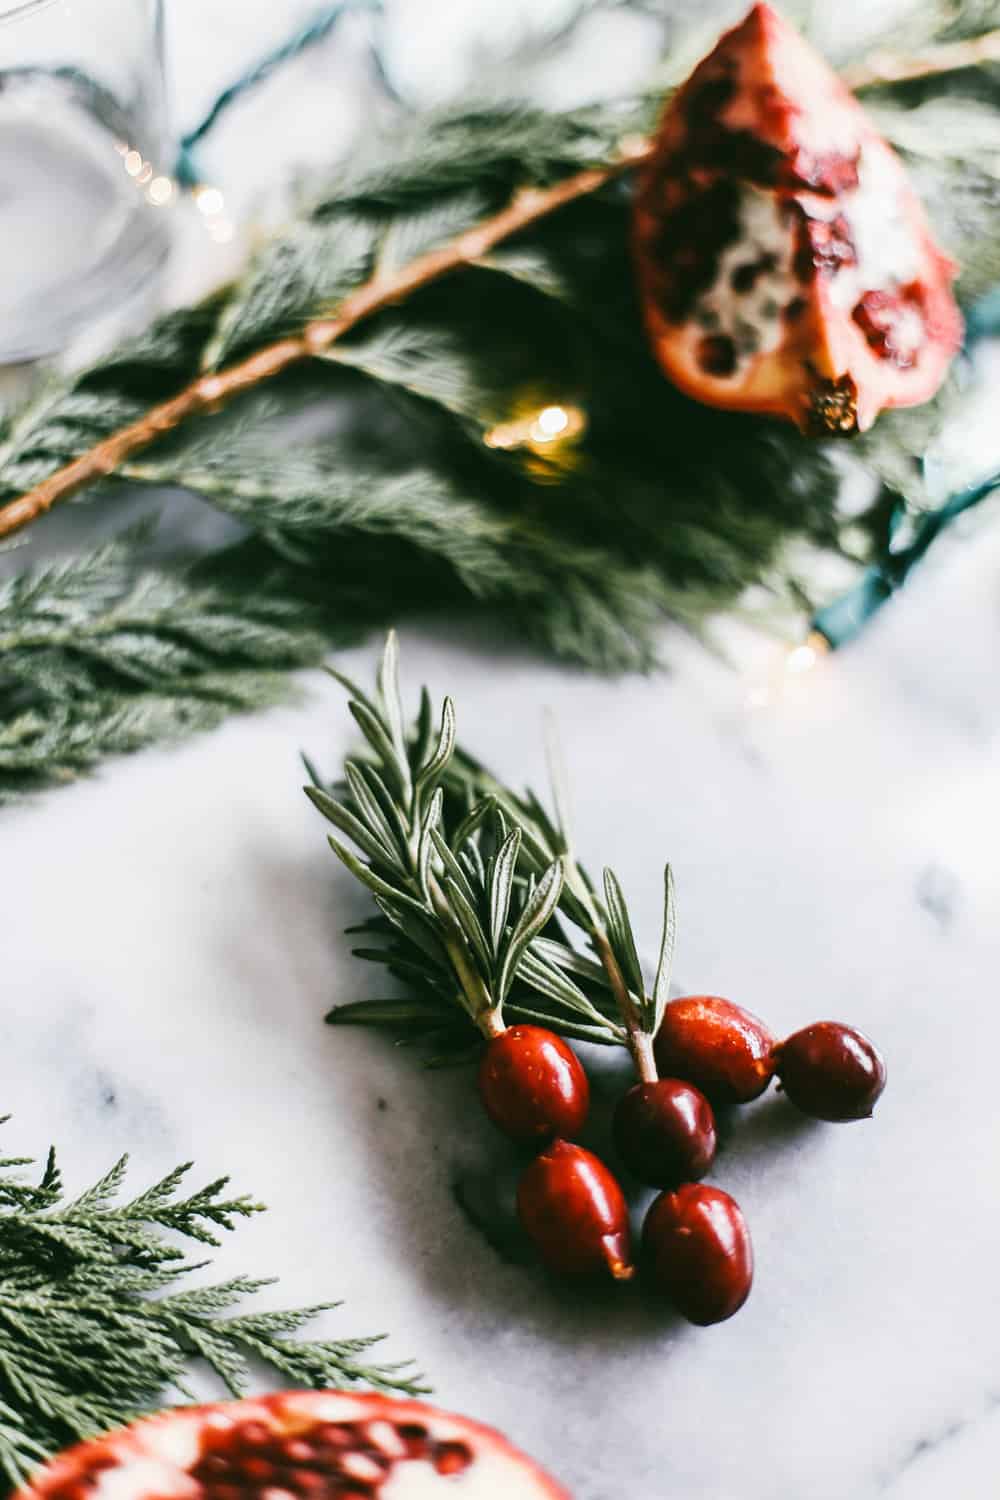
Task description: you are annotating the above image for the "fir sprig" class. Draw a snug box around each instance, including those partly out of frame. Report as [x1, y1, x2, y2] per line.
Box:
[0, 531, 341, 802]
[0, 1121, 423, 1490]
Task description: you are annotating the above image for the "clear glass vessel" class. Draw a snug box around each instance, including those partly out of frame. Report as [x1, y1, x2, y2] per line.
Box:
[0, 0, 169, 363]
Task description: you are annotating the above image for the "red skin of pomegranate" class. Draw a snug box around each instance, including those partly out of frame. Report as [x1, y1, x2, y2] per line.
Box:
[613, 1078, 717, 1188]
[643, 1183, 753, 1325]
[16, 1391, 570, 1500]
[517, 1139, 635, 1280]
[654, 996, 776, 1104]
[774, 1020, 886, 1121]
[633, 2, 962, 433]
[478, 1024, 590, 1144]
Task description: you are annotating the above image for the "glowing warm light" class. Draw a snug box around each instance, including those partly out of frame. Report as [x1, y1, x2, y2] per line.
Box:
[484, 403, 586, 453]
[785, 631, 831, 675]
[136, 163, 153, 185]
[532, 405, 570, 440]
[124, 150, 143, 177]
[195, 187, 225, 217]
[148, 176, 174, 205]
[786, 643, 819, 674]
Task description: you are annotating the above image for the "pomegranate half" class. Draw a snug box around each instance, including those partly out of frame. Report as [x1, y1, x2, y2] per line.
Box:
[633, 2, 962, 433]
[16, 1391, 569, 1500]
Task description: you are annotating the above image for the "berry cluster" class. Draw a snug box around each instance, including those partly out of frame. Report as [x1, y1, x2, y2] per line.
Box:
[478, 1002, 885, 1324]
[311, 636, 887, 1328]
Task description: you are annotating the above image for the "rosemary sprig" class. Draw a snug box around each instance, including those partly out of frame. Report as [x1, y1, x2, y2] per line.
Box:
[0, 1119, 423, 1489]
[309, 636, 678, 1070]
[306, 634, 571, 1047]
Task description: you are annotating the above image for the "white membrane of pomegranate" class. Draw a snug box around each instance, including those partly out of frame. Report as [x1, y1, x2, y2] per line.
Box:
[683, 141, 928, 384]
[692, 185, 795, 371]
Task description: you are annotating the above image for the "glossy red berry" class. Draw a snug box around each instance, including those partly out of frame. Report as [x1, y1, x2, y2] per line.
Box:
[654, 996, 776, 1104]
[478, 1025, 590, 1144]
[517, 1140, 634, 1280]
[613, 1079, 717, 1188]
[642, 1183, 753, 1325]
[774, 1021, 886, 1121]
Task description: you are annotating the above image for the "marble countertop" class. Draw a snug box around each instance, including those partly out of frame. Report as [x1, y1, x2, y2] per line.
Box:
[3, 3, 1000, 1497]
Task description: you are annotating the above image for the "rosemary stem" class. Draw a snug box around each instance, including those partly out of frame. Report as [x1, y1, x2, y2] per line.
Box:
[428, 878, 502, 1035]
[591, 928, 658, 1083]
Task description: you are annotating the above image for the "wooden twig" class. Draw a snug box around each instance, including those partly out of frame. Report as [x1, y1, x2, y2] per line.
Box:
[0, 145, 651, 543]
[842, 26, 1000, 91]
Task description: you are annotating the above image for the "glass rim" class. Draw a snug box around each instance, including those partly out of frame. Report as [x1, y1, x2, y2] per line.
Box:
[0, 0, 60, 22]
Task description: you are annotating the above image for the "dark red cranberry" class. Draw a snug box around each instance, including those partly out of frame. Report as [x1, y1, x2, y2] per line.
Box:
[642, 1182, 753, 1325]
[654, 996, 776, 1104]
[517, 1140, 634, 1280]
[613, 1079, 717, 1188]
[478, 1025, 589, 1144]
[774, 1021, 886, 1121]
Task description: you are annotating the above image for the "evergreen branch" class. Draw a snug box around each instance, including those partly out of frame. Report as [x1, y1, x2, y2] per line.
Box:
[0, 531, 341, 801]
[0, 1124, 423, 1486]
[0, 15, 989, 544]
[0, 146, 648, 543]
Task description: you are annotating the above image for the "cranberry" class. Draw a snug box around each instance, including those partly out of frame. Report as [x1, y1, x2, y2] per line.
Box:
[654, 996, 776, 1104]
[613, 1079, 717, 1188]
[774, 1021, 886, 1121]
[478, 1025, 590, 1144]
[642, 1182, 753, 1324]
[517, 1140, 634, 1280]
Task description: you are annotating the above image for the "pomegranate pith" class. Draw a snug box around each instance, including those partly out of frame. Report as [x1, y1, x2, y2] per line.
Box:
[478, 1024, 590, 1144]
[654, 996, 776, 1104]
[633, 2, 962, 433]
[16, 1392, 569, 1500]
[517, 1139, 635, 1279]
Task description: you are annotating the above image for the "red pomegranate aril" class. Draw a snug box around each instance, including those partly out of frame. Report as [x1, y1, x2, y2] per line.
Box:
[654, 996, 776, 1104]
[478, 1024, 590, 1144]
[643, 1183, 753, 1325]
[613, 1078, 717, 1188]
[434, 1441, 474, 1475]
[775, 1020, 886, 1120]
[517, 1139, 634, 1280]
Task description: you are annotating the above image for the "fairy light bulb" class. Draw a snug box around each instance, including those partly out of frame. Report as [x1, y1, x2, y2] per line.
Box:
[483, 402, 586, 454]
[147, 176, 174, 206]
[745, 631, 831, 710]
[532, 405, 571, 440]
[194, 186, 225, 217]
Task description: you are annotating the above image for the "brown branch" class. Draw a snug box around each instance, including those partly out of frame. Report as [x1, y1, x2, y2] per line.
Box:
[1, 27, 996, 544]
[842, 26, 1000, 91]
[0, 143, 651, 543]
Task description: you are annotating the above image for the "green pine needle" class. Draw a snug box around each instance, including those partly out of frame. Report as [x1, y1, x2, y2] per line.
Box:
[0, 1119, 424, 1490]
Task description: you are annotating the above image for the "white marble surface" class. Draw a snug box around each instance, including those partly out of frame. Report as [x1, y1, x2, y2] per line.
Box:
[3, 3, 1000, 1497]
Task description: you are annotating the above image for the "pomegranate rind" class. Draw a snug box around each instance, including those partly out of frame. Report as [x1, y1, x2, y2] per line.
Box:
[633, 2, 963, 433]
[16, 1391, 570, 1500]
